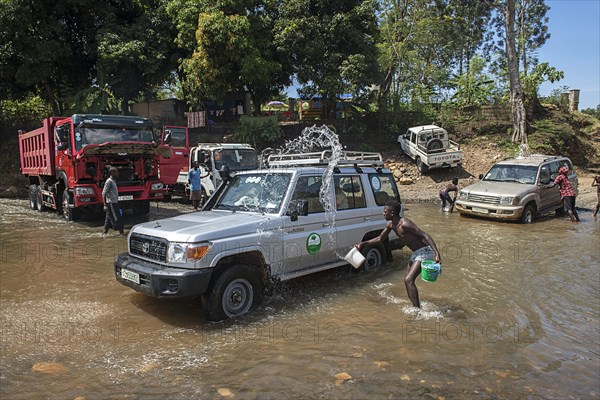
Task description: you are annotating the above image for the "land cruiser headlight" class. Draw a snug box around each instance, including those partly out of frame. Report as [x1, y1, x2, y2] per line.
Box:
[151, 182, 164, 190]
[75, 187, 95, 195]
[167, 242, 212, 263]
[500, 196, 520, 205]
[458, 191, 468, 200]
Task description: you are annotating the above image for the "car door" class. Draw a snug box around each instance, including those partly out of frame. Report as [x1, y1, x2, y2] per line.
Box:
[333, 174, 374, 255]
[537, 162, 558, 211]
[282, 174, 339, 273]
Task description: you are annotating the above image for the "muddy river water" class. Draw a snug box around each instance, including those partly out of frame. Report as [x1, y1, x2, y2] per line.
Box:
[0, 198, 598, 399]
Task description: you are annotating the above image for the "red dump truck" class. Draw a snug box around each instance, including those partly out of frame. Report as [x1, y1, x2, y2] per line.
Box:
[19, 114, 167, 221]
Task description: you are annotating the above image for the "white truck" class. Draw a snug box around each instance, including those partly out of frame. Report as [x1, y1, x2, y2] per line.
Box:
[397, 125, 463, 173]
[115, 151, 404, 321]
[173, 143, 258, 199]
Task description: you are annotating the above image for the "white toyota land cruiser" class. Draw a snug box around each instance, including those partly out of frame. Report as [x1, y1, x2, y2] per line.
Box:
[115, 151, 403, 321]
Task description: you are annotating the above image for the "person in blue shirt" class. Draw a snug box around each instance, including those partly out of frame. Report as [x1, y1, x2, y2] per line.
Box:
[187, 161, 204, 210]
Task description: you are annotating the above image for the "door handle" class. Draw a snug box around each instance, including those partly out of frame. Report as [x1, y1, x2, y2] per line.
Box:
[322, 222, 331, 227]
[364, 217, 371, 221]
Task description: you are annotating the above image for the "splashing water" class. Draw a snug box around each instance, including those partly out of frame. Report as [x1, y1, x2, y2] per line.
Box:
[280, 125, 344, 254]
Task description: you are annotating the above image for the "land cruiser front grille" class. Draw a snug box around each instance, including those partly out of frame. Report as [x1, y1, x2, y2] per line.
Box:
[130, 233, 168, 262]
[468, 193, 501, 204]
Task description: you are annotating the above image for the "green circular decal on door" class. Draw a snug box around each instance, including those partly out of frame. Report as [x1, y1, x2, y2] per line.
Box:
[306, 233, 322, 254]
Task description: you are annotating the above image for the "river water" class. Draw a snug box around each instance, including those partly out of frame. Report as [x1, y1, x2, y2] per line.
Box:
[0, 198, 598, 399]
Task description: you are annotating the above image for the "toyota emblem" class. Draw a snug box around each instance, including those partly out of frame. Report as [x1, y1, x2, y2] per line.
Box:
[142, 243, 150, 254]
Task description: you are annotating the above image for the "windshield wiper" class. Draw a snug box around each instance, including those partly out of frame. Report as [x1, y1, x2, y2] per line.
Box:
[216, 204, 235, 212]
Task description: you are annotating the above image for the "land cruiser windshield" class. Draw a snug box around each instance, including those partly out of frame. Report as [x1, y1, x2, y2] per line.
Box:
[484, 164, 538, 184]
[215, 173, 292, 213]
[74, 125, 154, 151]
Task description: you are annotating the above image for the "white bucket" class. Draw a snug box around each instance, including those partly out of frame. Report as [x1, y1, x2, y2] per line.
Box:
[344, 247, 366, 269]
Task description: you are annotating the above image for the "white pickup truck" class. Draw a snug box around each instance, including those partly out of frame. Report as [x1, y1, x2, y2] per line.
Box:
[397, 125, 463, 173]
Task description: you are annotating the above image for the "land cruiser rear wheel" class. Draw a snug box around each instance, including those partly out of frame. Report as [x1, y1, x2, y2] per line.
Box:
[361, 245, 384, 271]
[416, 158, 429, 174]
[202, 264, 263, 321]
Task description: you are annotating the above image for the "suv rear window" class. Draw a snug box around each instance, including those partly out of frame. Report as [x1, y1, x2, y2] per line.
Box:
[369, 173, 400, 206]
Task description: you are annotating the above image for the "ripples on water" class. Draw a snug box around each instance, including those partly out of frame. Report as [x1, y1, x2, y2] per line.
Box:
[1, 197, 599, 399]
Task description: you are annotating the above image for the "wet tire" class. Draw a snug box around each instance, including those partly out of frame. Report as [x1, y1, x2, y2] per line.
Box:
[61, 189, 80, 222]
[519, 204, 535, 224]
[29, 185, 38, 210]
[36, 187, 47, 212]
[202, 264, 263, 321]
[417, 158, 429, 174]
[360, 245, 384, 271]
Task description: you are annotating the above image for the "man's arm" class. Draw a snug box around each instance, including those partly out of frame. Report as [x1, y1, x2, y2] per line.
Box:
[356, 222, 392, 250]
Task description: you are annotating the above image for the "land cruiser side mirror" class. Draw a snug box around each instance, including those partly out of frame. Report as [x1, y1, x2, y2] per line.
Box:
[539, 178, 550, 185]
[478, 173, 484, 180]
[287, 200, 309, 221]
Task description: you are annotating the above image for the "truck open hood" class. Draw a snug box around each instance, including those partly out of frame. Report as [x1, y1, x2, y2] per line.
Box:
[78, 143, 172, 157]
[131, 211, 276, 243]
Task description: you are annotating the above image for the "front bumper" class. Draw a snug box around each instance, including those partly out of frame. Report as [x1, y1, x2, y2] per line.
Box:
[114, 253, 213, 298]
[454, 201, 524, 220]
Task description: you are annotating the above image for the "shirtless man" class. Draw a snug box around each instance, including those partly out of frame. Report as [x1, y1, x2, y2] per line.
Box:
[355, 200, 441, 308]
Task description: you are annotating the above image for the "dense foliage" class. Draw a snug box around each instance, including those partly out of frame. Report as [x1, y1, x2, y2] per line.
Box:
[1, 0, 596, 141]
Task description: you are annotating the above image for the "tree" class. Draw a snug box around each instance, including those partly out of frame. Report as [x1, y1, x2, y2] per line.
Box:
[274, 0, 380, 114]
[377, 0, 493, 109]
[450, 56, 495, 108]
[0, 0, 101, 115]
[171, 1, 290, 112]
[503, 0, 527, 144]
[96, 0, 180, 114]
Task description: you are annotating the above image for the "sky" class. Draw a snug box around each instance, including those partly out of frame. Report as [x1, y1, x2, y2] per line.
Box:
[538, 0, 600, 110]
[286, 1, 600, 110]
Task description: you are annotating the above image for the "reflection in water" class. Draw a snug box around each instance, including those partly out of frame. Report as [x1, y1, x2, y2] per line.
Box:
[1, 198, 599, 399]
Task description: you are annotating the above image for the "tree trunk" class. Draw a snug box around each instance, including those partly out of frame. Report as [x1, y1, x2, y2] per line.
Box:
[42, 79, 60, 116]
[505, 0, 527, 144]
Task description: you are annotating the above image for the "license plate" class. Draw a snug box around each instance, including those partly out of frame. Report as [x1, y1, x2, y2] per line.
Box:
[121, 269, 140, 284]
[472, 207, 489, 214]
[118, 195, 133, 201]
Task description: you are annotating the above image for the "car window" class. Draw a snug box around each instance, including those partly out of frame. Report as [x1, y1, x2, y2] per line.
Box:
[369, 173, 400, 206]
[548, 161, 560, 180]
[291, 176, 324, 214]
[334, 175, 365, 210]
[539, 164, 551, 184]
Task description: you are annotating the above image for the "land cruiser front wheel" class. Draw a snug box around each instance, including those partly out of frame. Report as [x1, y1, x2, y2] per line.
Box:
[519, 204, 535, 224]
[202, 264, 263, 321]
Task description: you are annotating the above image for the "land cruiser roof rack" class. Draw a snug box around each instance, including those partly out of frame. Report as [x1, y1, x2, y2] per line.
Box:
[267, 150, 384, 167]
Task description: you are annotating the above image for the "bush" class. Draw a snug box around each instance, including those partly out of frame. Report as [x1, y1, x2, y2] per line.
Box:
[234, 116, 283, 150]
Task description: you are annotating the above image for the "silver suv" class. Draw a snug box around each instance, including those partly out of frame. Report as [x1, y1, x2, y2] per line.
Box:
[455, 155, 578, 223]
[115, 151, 402, 320]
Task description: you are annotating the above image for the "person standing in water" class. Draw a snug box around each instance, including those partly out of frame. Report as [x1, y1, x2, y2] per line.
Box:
[439, 177, 459, 212]
[187, 161, 203, 210]
[546, 165, 580, 222]
[102, 167, 125, 237]
[355, 200, 442, 308]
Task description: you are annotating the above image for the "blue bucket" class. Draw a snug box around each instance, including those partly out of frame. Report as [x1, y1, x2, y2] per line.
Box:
[421, 260, 441, 282]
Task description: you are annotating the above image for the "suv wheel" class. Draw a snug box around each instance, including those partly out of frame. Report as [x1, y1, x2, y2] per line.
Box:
[520, 204, 535, 224]
[202, 264, 263, 321]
